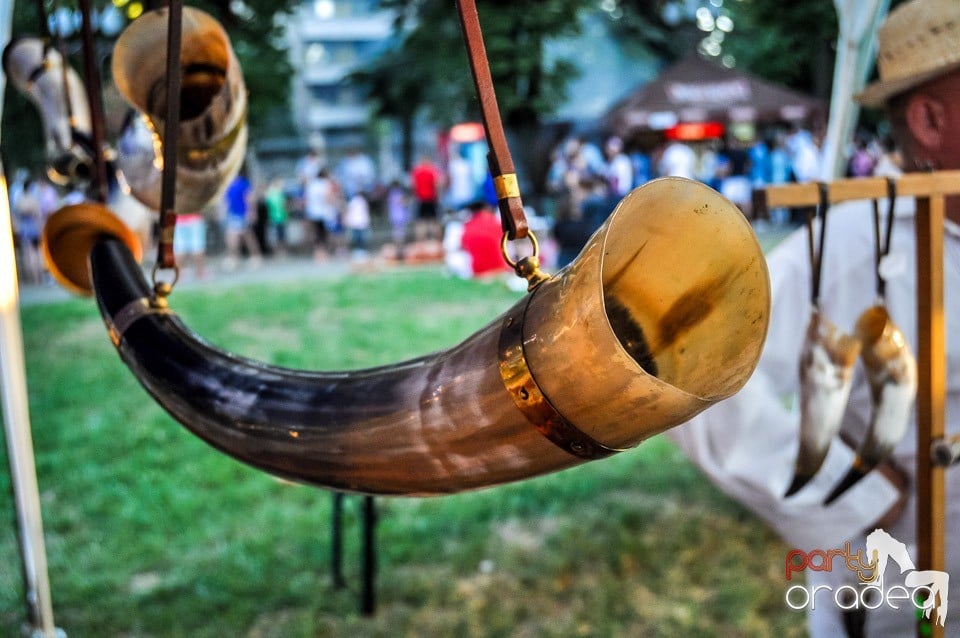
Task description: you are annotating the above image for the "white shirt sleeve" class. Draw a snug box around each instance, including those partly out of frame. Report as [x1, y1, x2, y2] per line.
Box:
[664, 226, 900, 550]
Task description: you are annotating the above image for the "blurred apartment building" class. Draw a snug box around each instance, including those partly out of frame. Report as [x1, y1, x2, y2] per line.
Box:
[284, 0, 396, 163]
[279, 2, 656, 180]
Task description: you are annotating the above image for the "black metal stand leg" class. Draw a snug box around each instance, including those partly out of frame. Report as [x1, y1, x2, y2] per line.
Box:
[331, 492, 345, 589]
[329, 493, 378, 614]
[361, 495, 377, 616]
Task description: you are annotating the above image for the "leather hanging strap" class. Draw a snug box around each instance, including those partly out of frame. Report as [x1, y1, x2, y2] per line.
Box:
[806, 182, 830, 307]
[77, 0, 109, 203]
[155, 0, 184, 271]
[869, 179, 897, 300]
[455, 0, 528, 240]
[36, 0, 48, 41]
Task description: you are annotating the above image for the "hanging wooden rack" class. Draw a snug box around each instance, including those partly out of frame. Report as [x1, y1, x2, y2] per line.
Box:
[755, 168, 960, 638]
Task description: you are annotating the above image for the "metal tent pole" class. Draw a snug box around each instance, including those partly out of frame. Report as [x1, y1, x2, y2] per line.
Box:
[0, 148, 62, 638]
[0, 0, 63, 633]
[819, 0, 890, 180]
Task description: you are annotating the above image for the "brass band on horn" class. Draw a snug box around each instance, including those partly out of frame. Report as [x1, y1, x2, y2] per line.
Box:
[498, 299, 622, 460]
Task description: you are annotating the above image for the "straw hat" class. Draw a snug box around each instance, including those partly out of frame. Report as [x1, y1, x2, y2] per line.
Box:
[856, 0, 960, 107]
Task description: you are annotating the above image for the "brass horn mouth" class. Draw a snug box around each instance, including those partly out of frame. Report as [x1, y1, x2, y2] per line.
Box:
[521, 177, 770, 449]
[41, 203, 143, 297]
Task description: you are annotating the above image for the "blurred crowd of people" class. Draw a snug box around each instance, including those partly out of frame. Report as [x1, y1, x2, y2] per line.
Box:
[7, 123, 905, 289]
[163, 142, 524, 284]
[544, 124, 905, 261]
[7, 172, 60, 285]
[285, 144, 537, 285]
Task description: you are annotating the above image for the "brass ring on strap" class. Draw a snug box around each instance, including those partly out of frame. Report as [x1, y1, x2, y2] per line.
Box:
[500, 229, 540, 269]
[501, 230, 550, 291]
[498, 293, 622, 460]
[151, 262, 180, 291]
[106, 297, 174, 347]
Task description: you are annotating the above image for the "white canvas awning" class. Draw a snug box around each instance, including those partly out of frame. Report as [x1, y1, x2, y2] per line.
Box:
[819, 0, 892, 179]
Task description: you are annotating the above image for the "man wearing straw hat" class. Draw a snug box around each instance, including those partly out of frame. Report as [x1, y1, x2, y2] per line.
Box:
[667, 0, 960, 635]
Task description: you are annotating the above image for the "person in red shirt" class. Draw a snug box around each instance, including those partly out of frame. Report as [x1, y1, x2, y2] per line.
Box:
[410, 155, 444, 241]
[460, 198, 509, 278]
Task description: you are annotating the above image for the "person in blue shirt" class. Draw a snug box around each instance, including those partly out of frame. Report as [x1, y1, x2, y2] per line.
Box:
[222, 170, 261, 270]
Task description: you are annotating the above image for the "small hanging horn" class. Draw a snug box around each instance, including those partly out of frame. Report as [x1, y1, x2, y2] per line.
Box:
[111, 6, 247, 214]
[2, 38, 95, 186]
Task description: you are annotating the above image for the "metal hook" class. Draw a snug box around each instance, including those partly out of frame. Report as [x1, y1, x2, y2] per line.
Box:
[150, 262, 180, 308]
[500, 230, 550, 292]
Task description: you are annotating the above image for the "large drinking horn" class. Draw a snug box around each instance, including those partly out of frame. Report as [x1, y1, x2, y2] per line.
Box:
[111, 6, 247, 214]
[50, 178, 770, 496]
[2, 38, 95, 186]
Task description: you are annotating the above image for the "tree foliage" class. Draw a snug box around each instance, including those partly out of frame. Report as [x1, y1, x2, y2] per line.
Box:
[300, 0, 910, 173]
[362, 0, 587, 132]
[721, 0, 911, 103]
[611, 0, 840, 100]
[356, 0, 852, 148]
[721, 0, 838, 100]
[608, 0, 708, 60]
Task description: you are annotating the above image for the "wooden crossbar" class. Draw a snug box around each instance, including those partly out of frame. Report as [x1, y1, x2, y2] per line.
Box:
[755, 169, 960, 210]
[756, 170, 959, 638]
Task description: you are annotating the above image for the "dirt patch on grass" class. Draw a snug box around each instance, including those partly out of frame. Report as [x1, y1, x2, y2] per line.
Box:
[493, 517, 561, 552]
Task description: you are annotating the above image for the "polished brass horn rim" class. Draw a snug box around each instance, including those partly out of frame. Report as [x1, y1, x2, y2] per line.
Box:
[41, 202, 144, 296]
[522, 177, 771, 449]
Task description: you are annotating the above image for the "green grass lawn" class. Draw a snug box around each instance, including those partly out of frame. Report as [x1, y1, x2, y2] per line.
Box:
[1, 264, 805, 637]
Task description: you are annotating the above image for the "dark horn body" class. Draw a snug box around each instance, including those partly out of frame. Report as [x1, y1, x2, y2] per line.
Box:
[90, 236, 580, 495]
[82, 178, 769, 496]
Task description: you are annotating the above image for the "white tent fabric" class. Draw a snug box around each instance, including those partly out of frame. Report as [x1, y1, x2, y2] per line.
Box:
[819, 0, 891, 179]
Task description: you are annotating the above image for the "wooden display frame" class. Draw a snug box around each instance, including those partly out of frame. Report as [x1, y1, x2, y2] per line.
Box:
[755, 170, 959, 638]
